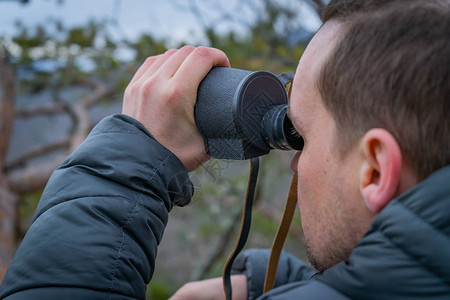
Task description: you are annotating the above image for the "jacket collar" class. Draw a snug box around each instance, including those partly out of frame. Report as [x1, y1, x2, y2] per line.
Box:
[317, 165, 450, 299]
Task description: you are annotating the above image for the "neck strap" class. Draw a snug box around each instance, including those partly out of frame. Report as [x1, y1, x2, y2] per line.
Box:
[222, 157, 259, 300]
[222, 158, 298, 299]
[263, 173, 298, 292]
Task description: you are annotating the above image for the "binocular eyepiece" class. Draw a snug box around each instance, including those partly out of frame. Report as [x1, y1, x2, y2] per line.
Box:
[195, 67, 304, 160]
[262, 105, 304, 151]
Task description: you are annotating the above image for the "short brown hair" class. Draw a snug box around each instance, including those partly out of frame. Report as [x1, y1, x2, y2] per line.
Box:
[321, 0, 409, 23]
[318, 0, 450, 180]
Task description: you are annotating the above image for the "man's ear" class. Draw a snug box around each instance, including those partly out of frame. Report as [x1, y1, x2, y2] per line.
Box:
[359, 129, 402, 213]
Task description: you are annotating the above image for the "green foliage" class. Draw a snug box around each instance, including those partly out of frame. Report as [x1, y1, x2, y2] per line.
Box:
[3, 1, 307, 96]
[4, 19, 126, 93]
[65, 22, 97, 47]
[18, 189, 44, 235]
[252, 209, 278, 236]
[12, 23, 48, 48]
[2, 0, 314, 295]
[131, 34, 168, 62]
[202, 0, 306, 74]
[147, 279, 175, 300]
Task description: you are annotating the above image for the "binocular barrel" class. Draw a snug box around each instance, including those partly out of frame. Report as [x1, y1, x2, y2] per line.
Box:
[195, 67, 303, 160]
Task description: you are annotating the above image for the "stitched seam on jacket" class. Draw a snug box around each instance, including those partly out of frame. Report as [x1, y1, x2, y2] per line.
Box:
[34, 194, 137, 222]
[391, 200, 449, 283]
[87, 131, 179, 172]
[53, 195, 161, 252]
[395, 200, 447, 240]
[147, 153, 174, 182]
[88, 130, 175, 160]
[36, 146, 176, 222]
[89, 130, 150, 140]
[106, 193, 143, 299]
[378, 229, 448, 285]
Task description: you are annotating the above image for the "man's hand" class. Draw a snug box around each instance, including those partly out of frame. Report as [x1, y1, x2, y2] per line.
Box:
[169, 275, 248, 300]
[122, 46, 230, 172]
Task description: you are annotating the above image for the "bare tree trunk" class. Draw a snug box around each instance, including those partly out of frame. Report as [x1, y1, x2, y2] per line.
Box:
[0, 48, 18, 282]
[0, 45, 118, 282]
[0, 183, 18, 283]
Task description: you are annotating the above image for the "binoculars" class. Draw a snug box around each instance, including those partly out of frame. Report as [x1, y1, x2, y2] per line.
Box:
[195, 67, 304, 160]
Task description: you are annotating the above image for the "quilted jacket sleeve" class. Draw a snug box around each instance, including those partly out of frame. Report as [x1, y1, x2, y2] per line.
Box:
[0, 114, 193, 300]
[231, 248, 316, 300]
[231, 249, 351, 300]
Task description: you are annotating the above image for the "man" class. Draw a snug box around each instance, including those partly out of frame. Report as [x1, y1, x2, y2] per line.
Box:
[171, 1, 450, 299]
[0, 0, 449, 299]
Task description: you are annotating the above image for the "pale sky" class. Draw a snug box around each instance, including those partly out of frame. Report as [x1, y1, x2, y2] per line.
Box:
[0, 0, 322, 46]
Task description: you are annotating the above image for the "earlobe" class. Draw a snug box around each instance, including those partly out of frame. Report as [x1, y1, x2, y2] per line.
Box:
[359, 129, 402, 213]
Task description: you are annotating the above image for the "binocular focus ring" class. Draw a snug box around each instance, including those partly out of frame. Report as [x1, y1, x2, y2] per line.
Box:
[262, 105, 304, 151]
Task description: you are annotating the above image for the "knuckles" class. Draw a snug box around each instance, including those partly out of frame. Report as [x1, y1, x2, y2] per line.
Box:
[125, 46, 227, 114]
[190, 46, 229, 67]
[161, 82, 185, 107]
[133, 77, 185, 109]
[180, 45, 196, 54]
[165, 84, 182, 100]
[140, 77, 159, 99]
[143, 56, 156, 66]
[165, 48, 177, 55]
[191, 46, 212, 60]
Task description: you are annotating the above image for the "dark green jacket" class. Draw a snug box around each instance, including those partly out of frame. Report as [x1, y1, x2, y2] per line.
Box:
[0, 115, 193, 299]
[233, 164, 450, 299]
[1, 115, 449, 299]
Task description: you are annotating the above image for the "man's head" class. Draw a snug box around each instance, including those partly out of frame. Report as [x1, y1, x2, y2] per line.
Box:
[289, 0, 449, 272]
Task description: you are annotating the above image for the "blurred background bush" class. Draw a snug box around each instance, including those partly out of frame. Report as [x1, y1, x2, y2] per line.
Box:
[0, 0, 326, 298]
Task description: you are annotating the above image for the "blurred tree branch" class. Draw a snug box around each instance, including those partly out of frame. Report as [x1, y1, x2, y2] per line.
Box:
[5, 138, 70, 171]
[0, 29, 120, 280]
[191, 156, 267, 281]
[5, 80, 118, 194]
[15, 103, 67, 117]
[191, 206, 242, 281]
[0, 51, 15, 169]
[0, 1, 312, 291]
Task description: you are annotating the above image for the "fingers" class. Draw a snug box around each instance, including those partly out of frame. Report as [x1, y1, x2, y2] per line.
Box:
[134, 48, 178, 83]
[128, 54, 162, 85]
[173, 46, 231, 90]
[130, 48, 177, 87]
[157, 45, 196, 78]
[131, 46, 230, 88]
[122, 46, 230, 172]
